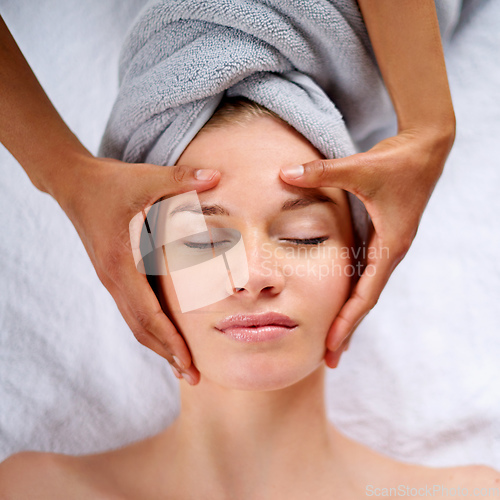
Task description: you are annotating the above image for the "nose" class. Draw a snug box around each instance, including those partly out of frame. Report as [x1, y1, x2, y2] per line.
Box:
[234, 238, 285, 299]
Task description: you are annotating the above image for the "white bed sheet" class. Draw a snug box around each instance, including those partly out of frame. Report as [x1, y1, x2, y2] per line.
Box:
[0, 0, 498, 468]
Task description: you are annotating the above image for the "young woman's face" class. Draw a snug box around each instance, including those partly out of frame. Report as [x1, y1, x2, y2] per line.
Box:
[157, 115, 354, 391]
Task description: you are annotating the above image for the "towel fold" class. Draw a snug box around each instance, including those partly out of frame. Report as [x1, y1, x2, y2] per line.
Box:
[98, 0, 461, 243]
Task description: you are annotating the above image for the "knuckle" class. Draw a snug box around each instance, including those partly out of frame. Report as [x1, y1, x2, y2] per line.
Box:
[314, 159, 331, 180]
[368, 296, 379, 310]
[132, 327, 149, 346]
[399, 235, 413, 255]
[392, 235, 413, 262]
[134, 308, 168, 344]
[353, 289, 377, 311]
[100, 251, 123, 281]
[117, 225, 133, 252]
[135, 309, 155, 332]
[172, 164, 190, 184]
[383, 233, 413, 262]
[362, 301, 377, 316]
[96, 268, 113, 289]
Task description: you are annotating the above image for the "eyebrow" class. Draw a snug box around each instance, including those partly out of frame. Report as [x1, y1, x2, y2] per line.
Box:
[168, 193, 336, 217]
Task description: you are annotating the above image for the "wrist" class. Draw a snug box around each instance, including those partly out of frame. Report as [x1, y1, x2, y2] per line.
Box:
[398, 103, 456, 140]
[399, 113, 456, 152]
[38, 147, 96, 209]
[6, 122, 94, 202]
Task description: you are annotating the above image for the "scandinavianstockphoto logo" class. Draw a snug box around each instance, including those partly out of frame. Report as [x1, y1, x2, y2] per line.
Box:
[259, 242, 388, 279]
[129, 191, 249, 313]
[129, 191, 388, 312]
[366, 484, 500, 497]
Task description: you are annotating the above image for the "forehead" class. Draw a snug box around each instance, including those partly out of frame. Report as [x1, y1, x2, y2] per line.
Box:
[173, 114, 350, 225]
[178, 115, 323, 174]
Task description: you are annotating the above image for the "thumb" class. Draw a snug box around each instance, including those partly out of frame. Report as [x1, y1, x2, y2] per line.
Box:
[279, 154, 368, 191]
[147, 163, 221, 203]
[130, 162, 221, 227]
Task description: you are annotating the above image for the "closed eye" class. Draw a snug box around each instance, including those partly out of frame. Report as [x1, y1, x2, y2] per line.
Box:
[184, 240, 231, 249]
[280, 237, 329, 245]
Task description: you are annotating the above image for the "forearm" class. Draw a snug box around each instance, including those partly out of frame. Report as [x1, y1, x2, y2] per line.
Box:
[0, 15, 92, 199]
[357, 0, 456, 138]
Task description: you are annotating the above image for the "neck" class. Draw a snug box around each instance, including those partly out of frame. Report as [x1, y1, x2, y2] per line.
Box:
[160, 365, 350, 498]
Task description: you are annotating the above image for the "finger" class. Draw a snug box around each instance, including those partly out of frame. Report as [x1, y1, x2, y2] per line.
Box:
[279, 153, 374, 196]
[119, 297, 201, 386]
[104, 275, 182, 364]
[169, 363, 201, 386]
[177, 364, 201, 386]
[92, 240, 201, 383]
[170, 364, 183, 379]
[324, 348, 342, 369]
[105, 252, 194, 371]
[324, 335, 350, 369]
[325, 253, 393, 352]
[145, 164, 221, 206]
[111, 284, 175, 360]
[110, 279, 201, 385]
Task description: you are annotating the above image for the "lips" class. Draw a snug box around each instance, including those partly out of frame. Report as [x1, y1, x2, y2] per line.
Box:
[215, 312, 298, 331]
[214, 312, 298, 342]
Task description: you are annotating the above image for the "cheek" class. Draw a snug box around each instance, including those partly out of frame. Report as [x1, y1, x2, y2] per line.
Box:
[157, 275, 216, 358]
[288, 255, 352, 331]
[157, 275, 196, 337]
[157, 275, 178, 316]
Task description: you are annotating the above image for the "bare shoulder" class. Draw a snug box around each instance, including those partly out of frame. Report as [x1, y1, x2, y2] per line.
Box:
[0, 451, 120, 500]
[438, 464, 500, 494]
[357, 442, 500, 499]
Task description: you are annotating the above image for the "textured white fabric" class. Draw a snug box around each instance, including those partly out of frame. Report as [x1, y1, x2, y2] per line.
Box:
[0, 0, 498, 468]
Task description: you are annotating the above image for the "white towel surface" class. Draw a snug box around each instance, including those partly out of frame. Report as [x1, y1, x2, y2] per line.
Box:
[0, 0, 499, 468]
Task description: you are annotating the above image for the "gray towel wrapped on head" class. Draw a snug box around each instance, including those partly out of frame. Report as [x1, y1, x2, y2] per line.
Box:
[99, 0, 460, 245]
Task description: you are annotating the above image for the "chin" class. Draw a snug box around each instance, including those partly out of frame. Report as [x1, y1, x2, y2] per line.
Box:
[198, 351, 322, 392]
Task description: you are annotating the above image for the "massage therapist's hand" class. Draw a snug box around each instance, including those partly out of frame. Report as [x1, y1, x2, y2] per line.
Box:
[0, 14, 217, 384]
[280, 125, 455, 368]
[280, 0, 457, 368]
[58, 157, 220, 384]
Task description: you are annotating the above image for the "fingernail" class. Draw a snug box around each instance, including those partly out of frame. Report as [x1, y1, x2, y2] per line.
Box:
[326, 349, 340, 369]
[281, 164, 304, 179]
[182, 371, 196, 385]
[194, 169, 217, 180]
[173, 355, 185, 370]
[170, 364, 182, 379]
